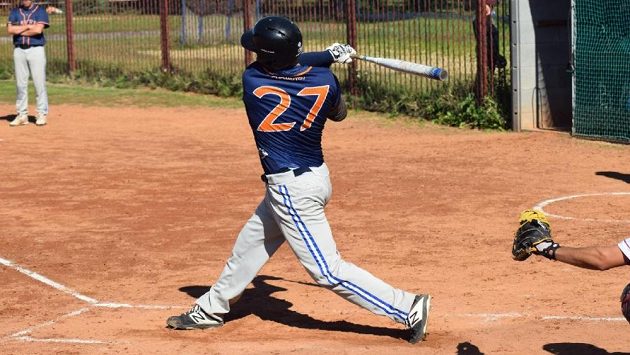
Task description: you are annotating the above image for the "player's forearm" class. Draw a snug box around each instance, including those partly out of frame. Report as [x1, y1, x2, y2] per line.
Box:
[298, 51, 334, 67]
[19, 29, 42, 36]
[554, 245, 626, 271]
[7, 25, 29, 35]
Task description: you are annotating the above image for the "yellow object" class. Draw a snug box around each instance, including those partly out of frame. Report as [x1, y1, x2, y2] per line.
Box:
[519, 209, 549, 226]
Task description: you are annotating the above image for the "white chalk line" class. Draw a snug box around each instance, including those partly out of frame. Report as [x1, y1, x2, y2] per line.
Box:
[94, 302, 185, 310]
[0, 256, 186, 346]
[453, 312, 625, 323]
[0, 256, 181, 310]
[14, 336, 110, 344]
[2, 307, 110, 345]
[2, 255, 627, 348]
[541, 315, 625, 322]
[533, 192, 630, 223]
[0, 257, 98, 305]
[8, 307, 91, 338]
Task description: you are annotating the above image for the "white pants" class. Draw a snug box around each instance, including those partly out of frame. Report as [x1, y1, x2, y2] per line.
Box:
[196, 164, 417, 324]
[14, 46, 48, 116]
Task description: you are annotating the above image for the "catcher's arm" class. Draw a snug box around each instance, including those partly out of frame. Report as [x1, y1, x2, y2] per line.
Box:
[554, 245, 626, 271]
[512, 210, 628, 269]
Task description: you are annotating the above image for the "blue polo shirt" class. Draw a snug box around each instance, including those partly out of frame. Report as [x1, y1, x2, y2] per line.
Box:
[8, 4, 49, 46]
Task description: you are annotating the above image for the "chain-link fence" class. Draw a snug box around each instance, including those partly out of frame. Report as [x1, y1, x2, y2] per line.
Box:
[1, 0, 510, 114]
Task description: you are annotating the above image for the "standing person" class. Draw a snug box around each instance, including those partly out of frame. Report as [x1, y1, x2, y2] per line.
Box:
[472, 0, 506, 71]
[512, 209, 630, 323]
[6, 0, 49, 127]
[166, 16, 431, 344]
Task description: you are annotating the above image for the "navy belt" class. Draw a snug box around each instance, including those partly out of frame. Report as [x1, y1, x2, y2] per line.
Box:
[261, 167, 312, 183]
[15, 44, 42, 49]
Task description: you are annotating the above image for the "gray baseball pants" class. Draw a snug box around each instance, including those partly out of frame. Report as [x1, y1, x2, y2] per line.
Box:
[14, 46, 48, 116]
[195, 163, 417, 324]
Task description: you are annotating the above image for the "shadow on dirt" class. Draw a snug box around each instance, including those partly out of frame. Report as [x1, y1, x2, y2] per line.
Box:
[543, 342, 630, 355]
[457, 341, 484, 354]
[178, 275, 408, 340]
[0, 114, 37, 123]
[595, 171, 630, 184]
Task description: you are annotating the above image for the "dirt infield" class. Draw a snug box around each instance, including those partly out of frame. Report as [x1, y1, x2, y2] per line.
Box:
[1, 104, 629, 354]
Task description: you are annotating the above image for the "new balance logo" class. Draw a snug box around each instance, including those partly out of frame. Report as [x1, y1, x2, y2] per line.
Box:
[190, 313, 207, 324]
[407, 309, 421, 327]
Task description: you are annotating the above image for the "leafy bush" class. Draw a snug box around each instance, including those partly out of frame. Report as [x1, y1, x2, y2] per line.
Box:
[355, 74, 508, 130]
[430, 94, 506, 130]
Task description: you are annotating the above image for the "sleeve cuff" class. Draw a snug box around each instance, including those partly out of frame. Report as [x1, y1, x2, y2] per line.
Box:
[618, 238, 630, 260]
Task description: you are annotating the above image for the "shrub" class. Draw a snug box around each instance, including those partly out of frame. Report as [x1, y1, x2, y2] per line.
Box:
[355, 74, 508, 130]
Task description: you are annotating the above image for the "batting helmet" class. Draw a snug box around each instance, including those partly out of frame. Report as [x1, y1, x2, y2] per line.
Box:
[241, 16, 303, 70]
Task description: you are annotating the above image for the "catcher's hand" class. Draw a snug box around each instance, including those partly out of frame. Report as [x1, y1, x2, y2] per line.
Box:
[512, 210, 560, 261]
[326, 43, 356, 64]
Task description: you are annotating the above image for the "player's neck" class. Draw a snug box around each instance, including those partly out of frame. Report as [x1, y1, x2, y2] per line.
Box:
[259, 62, 300, 73]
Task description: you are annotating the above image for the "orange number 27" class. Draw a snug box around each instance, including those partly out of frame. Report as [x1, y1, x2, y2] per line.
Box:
[253, 85, 330, 133]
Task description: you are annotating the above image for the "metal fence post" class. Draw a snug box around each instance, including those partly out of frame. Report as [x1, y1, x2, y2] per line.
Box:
[159, 0, 171, 71]
[181, 0, 187, 44]
[243, 0, 253, 66]
[346, 0, 358, 96]
[475, 0, 488, 104]
[64, 0, 75, 74]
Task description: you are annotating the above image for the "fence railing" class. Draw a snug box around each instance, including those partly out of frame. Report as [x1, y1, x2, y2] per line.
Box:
[0, 0, 510, 111]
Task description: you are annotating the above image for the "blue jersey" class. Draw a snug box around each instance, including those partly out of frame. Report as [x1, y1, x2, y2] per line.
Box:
[8, 4, 49, 46]
[242, 63, 341, 174]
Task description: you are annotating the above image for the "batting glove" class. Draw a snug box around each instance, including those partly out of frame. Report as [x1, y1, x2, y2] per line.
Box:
[326, 43, 356, 64]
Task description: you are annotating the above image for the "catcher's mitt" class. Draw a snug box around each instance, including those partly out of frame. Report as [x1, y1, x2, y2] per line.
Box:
[512, 210, 559, 261]
[621, 283, 630, 324]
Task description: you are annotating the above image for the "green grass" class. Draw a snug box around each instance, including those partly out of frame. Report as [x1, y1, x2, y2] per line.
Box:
[0, 12, 501, 97]
[0, 80, 242, 108]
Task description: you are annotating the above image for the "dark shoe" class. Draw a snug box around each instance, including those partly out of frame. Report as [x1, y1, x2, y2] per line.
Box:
[166, 304, 223, 330]
[406, 294, 431, 343]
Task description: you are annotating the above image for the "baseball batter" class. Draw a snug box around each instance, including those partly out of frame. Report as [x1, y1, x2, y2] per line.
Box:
[7, 0, 49, 126]
[167, 16, 431, 343]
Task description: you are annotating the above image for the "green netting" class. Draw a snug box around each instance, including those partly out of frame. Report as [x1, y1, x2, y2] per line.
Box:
[573, 0, 630, 143]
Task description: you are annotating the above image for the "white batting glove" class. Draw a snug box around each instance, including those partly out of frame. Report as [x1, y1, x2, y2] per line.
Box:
[326, 43, 356, 64]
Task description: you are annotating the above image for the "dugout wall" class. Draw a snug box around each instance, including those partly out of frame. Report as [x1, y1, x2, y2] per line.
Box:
[511, 0, 572, 131]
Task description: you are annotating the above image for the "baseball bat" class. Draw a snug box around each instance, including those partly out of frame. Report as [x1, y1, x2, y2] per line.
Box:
[351, 54, 448, 81]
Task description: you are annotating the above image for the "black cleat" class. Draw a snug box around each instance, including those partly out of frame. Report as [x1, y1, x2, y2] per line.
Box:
[166, 304, 224, 330]
[406, 294, 431, 343]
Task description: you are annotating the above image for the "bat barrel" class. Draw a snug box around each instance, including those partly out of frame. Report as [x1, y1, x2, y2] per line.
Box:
[430, 68, 448, 81]
[353, 54, 448, 81]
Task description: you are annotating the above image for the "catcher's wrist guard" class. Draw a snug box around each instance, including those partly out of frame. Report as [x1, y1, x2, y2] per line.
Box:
[533, 241, 560, 260]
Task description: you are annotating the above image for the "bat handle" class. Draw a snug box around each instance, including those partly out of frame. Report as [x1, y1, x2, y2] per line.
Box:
[350, 54, 365, 60]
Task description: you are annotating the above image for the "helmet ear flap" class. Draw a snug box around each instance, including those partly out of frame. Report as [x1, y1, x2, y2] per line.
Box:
[240, 30, 256, 52]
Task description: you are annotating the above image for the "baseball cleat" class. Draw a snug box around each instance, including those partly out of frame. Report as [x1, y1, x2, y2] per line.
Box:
[9, 114, 29, 126]
[166, 304, 224, 330]
[406, 294, 431, 343]
[35, 114, 47, 126]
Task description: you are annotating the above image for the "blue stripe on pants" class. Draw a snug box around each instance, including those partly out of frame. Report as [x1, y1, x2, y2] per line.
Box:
[279, 185, 408, 321]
